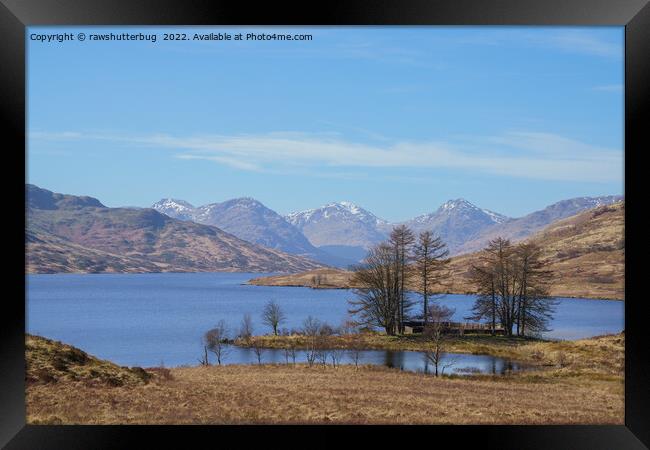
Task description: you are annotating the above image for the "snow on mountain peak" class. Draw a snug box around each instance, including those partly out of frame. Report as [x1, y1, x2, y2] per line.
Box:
[433, 198, 508, 224]
[286, 201, 388, 226]
[153, 198, 195, 211]
[440, 198, 475, 211]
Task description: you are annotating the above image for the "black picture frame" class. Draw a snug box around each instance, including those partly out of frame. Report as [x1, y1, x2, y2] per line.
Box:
[1, 0, 647, 448]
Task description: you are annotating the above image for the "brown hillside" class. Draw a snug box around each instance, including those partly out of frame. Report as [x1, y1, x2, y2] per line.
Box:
[27, 185, 323, 274]
[26, 334, 152, 387]
[448, 202, 624, 299]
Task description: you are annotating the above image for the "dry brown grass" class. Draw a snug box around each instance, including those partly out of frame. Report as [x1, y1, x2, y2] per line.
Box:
[26, 363, 623, 425]
[26, 334, 624, 425]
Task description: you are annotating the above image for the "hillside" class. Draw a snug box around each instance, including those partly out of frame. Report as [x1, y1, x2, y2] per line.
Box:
[26, 185, 323, 274]
[448, 201, 624, 299]
[248, 202, 625, 300]
[455, 196, 622, 255]
[26, 334, 152, 387]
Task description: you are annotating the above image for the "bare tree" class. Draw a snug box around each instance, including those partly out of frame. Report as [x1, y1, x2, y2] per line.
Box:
[339, 316, 358, 335]
[512, 242, 557, 336]
[330, 348, 345, 368]
[251, 341, 264, 365]
[467, 238, 556, 337]
[239, 313, 254, 343]
[413, 231, 450, 326]
[287, 340, 298, 366]
[198, 345, 209, 366]
[389, 225, 415, 334]
[466, 240, 502, 335]
[204, 320, 230, 365]
[423, 304, 455, 377]
[316, 323, 334, 366]
[302, 316, 321, 367]
[262, 300, 286, 336]
[348, 333, 364, 369]
[348, 243, 400, 335]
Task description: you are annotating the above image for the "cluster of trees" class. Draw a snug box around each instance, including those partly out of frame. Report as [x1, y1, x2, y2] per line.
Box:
[349, 227, 556, 339]
[467, 238, 557, 337]
[348, 225, 450, 335]
[201, 299, 287, 366]
[201, 301, 363, 368]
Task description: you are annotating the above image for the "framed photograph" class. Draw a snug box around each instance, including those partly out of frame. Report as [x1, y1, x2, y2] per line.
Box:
[2, 0, 648, 448]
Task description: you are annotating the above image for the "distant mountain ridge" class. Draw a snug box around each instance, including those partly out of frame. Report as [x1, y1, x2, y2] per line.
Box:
[27, 185, 323, 274]
[285, 195, 623, 258]
[155, 194, 624, 264]
[454, 195, 623, 255]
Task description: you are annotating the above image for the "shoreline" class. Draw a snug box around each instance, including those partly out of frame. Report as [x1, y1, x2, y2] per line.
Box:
[244, 279, 624, 301]
[232, 333, 555, 366]
[27, 271, 623, 301]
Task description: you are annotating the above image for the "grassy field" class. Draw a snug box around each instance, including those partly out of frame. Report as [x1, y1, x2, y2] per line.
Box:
[26, 333, 624, 425]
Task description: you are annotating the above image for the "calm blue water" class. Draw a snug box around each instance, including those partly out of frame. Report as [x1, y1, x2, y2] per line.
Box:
[26, 273, 624, 369]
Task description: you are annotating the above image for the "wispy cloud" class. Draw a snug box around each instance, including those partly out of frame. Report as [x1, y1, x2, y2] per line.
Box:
[542, 30, 621, 58]
[450, 29, 622, 59]
[29, 129, 622, 183]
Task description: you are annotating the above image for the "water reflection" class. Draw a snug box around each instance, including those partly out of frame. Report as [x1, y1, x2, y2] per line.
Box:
[205, 346, 527, 376]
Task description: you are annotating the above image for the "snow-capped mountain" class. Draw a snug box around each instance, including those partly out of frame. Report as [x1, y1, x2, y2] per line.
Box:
[151, 198, 196, 221]
[153, 194, 624, 264]
[454, 195, 624, 255]
[152, 197, 351, 267]
[286, 201, 389, 249]
[400, 199, 512, 254]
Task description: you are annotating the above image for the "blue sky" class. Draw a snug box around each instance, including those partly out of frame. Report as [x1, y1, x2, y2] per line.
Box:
[27, 26, 624, 221]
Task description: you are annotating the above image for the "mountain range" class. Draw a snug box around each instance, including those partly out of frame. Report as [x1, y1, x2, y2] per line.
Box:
[25, 183, 623, 275]
[284, 196, 622, 258]
[153, 194, 622, 265]
[26, 185, 323, 274]
[151, 198, 350, 267]
[248, 201, 625, 300]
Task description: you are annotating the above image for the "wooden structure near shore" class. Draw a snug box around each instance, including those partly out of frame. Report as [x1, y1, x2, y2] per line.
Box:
[402, 320, 505, 336]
